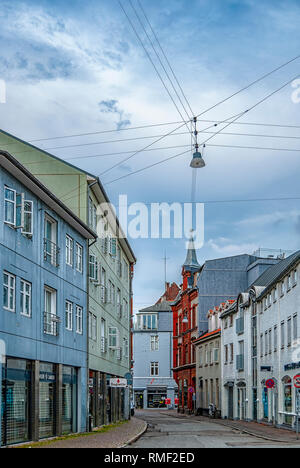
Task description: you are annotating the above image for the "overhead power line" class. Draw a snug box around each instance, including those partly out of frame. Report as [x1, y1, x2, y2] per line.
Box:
[104, 72, 300, 185]
[137, 0, 194, 118]
[119, 0, 194, 144]
[55, 55, 300, 202]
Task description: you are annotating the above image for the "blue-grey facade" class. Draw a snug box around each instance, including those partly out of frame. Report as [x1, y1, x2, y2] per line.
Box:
[197, 254, 280, 335]
[133, 302, 178, 409]
[0, 152, 95, 446]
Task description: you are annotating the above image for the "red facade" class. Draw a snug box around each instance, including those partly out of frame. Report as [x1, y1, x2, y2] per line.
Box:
[172, 265, 199, 413]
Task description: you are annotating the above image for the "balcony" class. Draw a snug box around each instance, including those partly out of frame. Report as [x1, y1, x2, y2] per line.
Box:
[44, 239, 60, 267]
[43, 312, 60, 336]
[236, 354, 244, 371]
[236, 317, 244, 335]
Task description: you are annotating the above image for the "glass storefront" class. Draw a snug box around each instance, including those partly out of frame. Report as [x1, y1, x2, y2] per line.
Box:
[1, 358, 31, 446]
[62, 366, 77, 434]
[147, 387, 167, 408]
[39, 363, 56, 439]
[283, 376, 293, 425]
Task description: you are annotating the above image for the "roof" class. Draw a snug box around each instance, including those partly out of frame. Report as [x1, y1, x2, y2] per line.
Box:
[0, 150, 97, 240]
[183, 236, 201, 271]
[139, 300, 172, 313]
[252, 250, 300, 288]
[255, 250, 300, 298]
[0, 128, 136, 263]
[194, 329, 221, 344]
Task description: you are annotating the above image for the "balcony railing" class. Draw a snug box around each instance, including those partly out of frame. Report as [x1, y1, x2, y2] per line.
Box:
[236, 354, 244, 371]
[236, 317, 245, 335]
[44, 238, 60, 267]
[43, 312, 60, 336]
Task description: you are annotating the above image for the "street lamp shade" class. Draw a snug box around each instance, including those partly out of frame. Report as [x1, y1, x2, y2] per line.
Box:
[182, 315, 189, 324]
[190, 150, 205, 169]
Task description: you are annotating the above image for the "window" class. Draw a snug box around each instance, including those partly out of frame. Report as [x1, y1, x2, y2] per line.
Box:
[274, 326, 278, 352]
[89, 255, 98, 282]
[44, 287, 58, 336]
[138, 314, 158, 330]
[293, 314, 298, 341]
[123, 338, 129, 358]
[230, 343, 234, 363]
[109, 237, 117, 257]
[3, 272, 15, 312]
[22, 201, 33, 236]
[287, 317, 292, 347]
[280, 281, 285, 297]
[150, 335, 159, 351]
[150, 362, 159, 376]
[89, 313, 97, 341]
[65, 301, 73, 331]
[265, 331, 268, 355]
[123, 299, 129, 318]
[100, 319, 106, 352]
[75, 243, 83, 273]
[66, 236, 74, 267]
[224, 345, 228, 364]
[76, 306, 83, 334]
[273, 288, 278, 303]
[287, 275, 292, 291]
[281, 321, 285, 349]
[213, 347, 219, 363]
[268, 329, 272, 354]
[108, 327, 118, 349]
[293, 270, 298, 286]
[260, 334, 264, 357]
[4, 187, 16, 225]
[20, 280, 31, 317]
[44, 215, 59, 266]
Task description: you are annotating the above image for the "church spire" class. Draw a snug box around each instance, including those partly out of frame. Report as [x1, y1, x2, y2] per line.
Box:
[183, 234, 201, 272]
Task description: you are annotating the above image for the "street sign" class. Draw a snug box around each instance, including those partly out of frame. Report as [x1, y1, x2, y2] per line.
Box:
[294, 374, 300, 388]
[110, 378, 127, 388]
[188, 387, 195, 394]
[266, 379, 275, 389]
[165, 398, 171, 405]
[124, 372, 133, 386]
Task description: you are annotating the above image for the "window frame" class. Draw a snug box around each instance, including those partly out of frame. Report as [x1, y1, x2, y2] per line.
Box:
[3, 271, 16, 312]
[20, 279, 32, 318]
[66, 235, 74, 267]
[65, 300, 73, 331]
[76, 243, 83, 273]
[75, 305, 83, 335]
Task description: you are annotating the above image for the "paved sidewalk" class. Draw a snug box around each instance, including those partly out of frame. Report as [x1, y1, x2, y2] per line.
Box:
[159, 410, 300, 444]
[16, 418, 147, 449]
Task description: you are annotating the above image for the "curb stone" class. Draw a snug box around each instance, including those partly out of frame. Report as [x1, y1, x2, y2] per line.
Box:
[121, 421, 148, 448]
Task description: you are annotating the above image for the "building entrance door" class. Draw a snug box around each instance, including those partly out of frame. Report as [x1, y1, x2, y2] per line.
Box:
[135, 392, 144, 409]
[262, 387, 269, 420]
[237, 383, 246, 420]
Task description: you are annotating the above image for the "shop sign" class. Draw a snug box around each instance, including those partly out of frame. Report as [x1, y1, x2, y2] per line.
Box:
[284, 362, 300, 372]
[110, 378, 127, 388]
[165, 398, 171, 405]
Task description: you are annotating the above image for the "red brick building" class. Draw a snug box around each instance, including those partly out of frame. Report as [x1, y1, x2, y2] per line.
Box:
[171, 238, 201, 413]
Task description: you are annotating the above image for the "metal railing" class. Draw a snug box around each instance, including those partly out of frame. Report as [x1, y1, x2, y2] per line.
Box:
[43, 312, 60, 336]
[44, 238, 60, 267]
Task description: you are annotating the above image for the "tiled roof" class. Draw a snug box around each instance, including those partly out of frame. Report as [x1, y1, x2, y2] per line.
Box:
[139, 300, 172, 313]
[194, 329, 221, 344]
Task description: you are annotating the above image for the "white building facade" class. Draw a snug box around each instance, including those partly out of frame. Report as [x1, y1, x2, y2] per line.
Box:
[220, 251, 300, 430]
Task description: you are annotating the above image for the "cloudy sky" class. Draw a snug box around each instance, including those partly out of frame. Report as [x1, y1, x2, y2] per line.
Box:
[0, 0, 300, 311]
